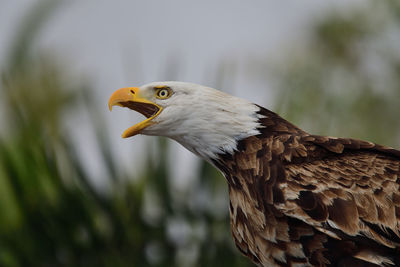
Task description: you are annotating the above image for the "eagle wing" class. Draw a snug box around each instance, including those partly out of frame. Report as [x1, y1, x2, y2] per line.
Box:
[280, 135, 400, 265]
[216, 108, 400, 266]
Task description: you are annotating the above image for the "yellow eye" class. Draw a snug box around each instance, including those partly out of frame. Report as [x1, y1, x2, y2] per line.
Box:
[155, 87, 172, 99]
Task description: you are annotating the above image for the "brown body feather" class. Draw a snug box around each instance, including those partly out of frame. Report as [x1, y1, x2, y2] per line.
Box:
[213, 107, 400, 267]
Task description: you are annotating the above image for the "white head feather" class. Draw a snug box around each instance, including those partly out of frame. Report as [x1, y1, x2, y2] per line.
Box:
[138, 81, 262, 160]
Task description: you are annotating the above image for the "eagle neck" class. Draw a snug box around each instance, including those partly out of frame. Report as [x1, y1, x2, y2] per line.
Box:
[171, 101, 263, 161]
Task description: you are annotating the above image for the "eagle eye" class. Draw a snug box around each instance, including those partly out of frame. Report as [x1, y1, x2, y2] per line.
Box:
[155, 87, 172, 99]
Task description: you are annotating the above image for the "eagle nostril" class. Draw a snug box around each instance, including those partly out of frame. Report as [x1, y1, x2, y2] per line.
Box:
[130, 89, 135, 95]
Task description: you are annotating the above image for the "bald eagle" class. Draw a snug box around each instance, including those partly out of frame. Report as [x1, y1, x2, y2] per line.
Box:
[109, 82, 400, 267]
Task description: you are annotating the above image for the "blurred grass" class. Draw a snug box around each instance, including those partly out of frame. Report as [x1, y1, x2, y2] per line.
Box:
[0, 1, 249, 266]
[0, 1, 399, 267]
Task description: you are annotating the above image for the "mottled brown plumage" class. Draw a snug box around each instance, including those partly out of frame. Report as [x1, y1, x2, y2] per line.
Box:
[213, 106, 400, 267]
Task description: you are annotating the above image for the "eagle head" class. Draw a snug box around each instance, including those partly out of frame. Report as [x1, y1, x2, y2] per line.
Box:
[108, 81, 261, 160]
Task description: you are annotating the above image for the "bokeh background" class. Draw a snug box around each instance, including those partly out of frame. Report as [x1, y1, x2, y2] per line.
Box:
[0, 0, 399, 266]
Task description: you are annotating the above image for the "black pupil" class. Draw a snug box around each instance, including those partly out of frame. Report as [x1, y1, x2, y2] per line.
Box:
[160, 90, 166, 96]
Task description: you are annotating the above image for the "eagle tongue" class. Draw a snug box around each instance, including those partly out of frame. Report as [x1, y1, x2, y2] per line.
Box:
[120, 101, 159, 118]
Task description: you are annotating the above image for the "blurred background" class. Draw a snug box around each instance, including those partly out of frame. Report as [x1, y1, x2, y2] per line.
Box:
[0, 0, 399, 266]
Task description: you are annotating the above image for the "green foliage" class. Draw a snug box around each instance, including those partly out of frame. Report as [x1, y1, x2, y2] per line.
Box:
[0, 1, 250, 266]
[263, 1, 400, 147]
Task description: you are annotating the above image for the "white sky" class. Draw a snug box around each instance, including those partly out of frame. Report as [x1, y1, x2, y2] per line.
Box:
[0, 0, 364, 189]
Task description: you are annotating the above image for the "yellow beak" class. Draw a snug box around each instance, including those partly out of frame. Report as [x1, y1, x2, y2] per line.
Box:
[108, 87, 162, 138]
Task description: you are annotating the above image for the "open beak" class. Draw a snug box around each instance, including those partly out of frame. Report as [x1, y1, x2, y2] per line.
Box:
[108, 87, 162, 138]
